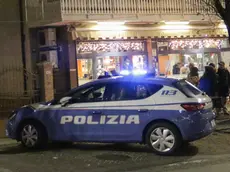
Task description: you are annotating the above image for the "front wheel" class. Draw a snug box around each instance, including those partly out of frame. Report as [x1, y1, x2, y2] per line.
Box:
[145, 122, 182, 155]
[20, 122, 48, 149]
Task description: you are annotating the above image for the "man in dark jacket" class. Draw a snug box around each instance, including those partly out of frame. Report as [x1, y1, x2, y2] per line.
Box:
[198, 66, 217, 97]
[187, 63, 199, 86]
[217, 61, 230, 115]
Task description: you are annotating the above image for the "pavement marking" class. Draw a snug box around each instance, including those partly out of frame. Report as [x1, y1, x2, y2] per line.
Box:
[166, 159, 208, 167]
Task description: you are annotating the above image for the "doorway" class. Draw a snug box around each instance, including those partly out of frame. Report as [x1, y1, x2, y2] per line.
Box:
[77, 59, 93, 86]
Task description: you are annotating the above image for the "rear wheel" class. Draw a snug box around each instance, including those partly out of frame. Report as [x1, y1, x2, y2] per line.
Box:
[145, 122, 182, 155]
[19, 122, 48, 149]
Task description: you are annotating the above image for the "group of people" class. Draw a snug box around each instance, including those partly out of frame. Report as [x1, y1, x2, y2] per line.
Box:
[188, 62, 230, 115]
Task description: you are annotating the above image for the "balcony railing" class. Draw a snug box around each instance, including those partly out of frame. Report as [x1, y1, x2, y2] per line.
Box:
[61, 0, 215, 15]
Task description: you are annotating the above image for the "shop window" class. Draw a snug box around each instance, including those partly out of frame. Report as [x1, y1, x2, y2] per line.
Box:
[77, 59, 93, 85]
[132, 55, 147, 71]
[184, 54, 203, 71]
[167, 52, 219, 78]
[96, 56, 121, 77]
[203, 53, 218, 67]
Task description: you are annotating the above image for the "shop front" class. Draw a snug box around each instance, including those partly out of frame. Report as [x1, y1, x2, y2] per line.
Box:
[76, 40, 149, 85]
[157, 38, 224, 78]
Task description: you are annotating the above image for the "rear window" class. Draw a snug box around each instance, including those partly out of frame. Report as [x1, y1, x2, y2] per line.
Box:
[175, 79, 202, 97]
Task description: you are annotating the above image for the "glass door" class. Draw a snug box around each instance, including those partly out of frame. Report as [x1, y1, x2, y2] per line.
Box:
[132, 55, 148, 72]
[95, 56, 121, 78]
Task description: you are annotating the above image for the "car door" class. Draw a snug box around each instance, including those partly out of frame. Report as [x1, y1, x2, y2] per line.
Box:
[101, 81, 154, 142]
[52, 82, 110, 142]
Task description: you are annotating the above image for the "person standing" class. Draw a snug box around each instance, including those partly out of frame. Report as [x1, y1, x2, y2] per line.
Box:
[217, 61, 230, 115]
[198, 66, 218, 97]
[187, 63, 199, 86]
[209, 63, 217, 72]
[173, 63, 181, 74]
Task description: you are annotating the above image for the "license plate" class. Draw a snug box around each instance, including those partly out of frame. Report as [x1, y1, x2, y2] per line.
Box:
[211, 120, 216, 128]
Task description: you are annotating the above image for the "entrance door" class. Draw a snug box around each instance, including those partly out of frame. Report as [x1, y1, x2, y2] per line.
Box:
[132, 55, 148, 74]
[95, 56, 122, 78]
[77, 59, 93, 85]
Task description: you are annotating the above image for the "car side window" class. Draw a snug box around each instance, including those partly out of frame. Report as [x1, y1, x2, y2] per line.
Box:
[69, 83, 108, 103]
[147, 84, 163, 95]
[109, 82, 150, 101]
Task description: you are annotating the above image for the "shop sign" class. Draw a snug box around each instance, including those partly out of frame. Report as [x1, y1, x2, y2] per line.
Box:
[169, 39, 223, 50]
[77, 41, 145, 53]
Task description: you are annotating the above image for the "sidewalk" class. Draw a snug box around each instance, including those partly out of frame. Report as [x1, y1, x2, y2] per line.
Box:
[0, 138, 17, 147]
[170, 162, 230, 172]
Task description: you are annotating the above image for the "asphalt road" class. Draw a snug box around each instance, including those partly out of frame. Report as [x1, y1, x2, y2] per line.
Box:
[0, 118, 230, 172]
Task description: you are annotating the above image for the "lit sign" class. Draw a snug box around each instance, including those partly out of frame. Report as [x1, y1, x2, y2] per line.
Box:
[77, 42, 145, 53]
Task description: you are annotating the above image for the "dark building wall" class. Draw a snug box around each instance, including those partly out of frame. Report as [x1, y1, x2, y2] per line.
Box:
[0, 0, 24, 95]
[54, 26, 77, 99]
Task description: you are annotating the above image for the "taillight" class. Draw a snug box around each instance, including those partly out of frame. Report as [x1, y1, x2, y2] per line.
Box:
[181, 103, 205, 111]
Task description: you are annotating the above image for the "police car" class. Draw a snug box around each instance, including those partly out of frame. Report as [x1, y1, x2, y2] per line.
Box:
[6, 75, 216, 155]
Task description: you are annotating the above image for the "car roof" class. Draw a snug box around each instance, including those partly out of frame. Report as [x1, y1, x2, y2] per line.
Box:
[80, 76, 178, 87]
[64, 76, 179, 96]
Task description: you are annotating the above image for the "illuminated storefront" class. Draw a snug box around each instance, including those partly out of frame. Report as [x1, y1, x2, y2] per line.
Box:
[76, 40, 148, 85]
[157, 38, 229, 78]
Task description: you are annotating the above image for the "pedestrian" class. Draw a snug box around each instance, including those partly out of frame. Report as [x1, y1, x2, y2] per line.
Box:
[209, 63, 219, 93]
[209, 63, 217, 72]
[187, 63, 199, 86]
[217, 61, 230, 115]
[198, 66, 218, 97]
[173, 63, 181, 74]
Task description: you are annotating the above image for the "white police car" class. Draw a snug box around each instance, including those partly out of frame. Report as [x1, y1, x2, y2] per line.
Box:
[6, 75, 215, 155]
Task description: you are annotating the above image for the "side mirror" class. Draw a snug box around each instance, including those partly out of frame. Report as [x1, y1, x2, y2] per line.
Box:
[59, 97, 72, 106]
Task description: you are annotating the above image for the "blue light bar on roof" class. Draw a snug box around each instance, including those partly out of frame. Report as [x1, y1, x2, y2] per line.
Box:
[120, 69, 147, 76]
[120, 70, 130, 75]
[132, 69, 147, 75]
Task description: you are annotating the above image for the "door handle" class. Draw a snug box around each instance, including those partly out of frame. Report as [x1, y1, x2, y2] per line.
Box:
[92, 111, 102, 115]
[138, 109, 149, 113]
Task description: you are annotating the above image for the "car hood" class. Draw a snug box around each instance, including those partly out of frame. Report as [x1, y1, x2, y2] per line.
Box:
[27, 102, 48, 110]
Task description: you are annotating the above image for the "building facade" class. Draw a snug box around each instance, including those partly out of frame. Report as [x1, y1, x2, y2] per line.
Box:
[1, 0, 230, 98]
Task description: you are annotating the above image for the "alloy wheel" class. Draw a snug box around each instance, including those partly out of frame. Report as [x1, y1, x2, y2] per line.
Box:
[150, 127, 175, 153]
[21, 124, 38, 147]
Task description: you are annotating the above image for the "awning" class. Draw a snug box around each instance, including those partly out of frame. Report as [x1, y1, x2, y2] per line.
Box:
[71, 27, 228, 40]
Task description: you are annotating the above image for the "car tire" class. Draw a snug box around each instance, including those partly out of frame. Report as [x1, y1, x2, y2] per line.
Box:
[145, 122, 182, 155]
[20, 121, 48, 149]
